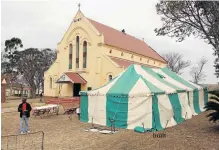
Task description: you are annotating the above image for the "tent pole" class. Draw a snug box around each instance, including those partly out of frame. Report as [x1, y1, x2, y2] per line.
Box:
[164, 120, 169, 130]
[142, 123, 145, 133]
[92, 117, 94, 128]
[184, 112, 187, 121]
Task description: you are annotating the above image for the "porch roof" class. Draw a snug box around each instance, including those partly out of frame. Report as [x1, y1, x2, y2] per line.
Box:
[56, 72, 87, 84]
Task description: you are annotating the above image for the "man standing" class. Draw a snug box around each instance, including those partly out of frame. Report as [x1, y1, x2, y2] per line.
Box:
[18, 97, 32, 134]
[39, 91, 43, 102]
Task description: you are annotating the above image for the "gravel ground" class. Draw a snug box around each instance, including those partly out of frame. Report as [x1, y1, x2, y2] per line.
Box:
[1, 109, 219, 150]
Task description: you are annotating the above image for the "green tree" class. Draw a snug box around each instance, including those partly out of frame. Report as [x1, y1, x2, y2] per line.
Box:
[204, 90, 219, 123]
[2, 38, 23, 95]
[155, 1, 219, 77]
[17, 48, 57, 98]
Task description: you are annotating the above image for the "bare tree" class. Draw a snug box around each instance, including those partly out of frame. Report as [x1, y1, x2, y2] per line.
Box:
[155, 1, 219, 77]
[190, 57, 208, 84]
[162, 52, 191, 74]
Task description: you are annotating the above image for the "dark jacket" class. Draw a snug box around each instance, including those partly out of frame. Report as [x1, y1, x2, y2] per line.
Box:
[18, 102, 32, 118]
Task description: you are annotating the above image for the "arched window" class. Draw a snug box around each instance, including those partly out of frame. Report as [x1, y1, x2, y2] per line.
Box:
[109, 49, 112, 53]
[131, 55, 134, 58]
[50, 77, 52, 89]
[109, 75, 112, 81]
[69, 44, 73, 69]
[83, 41, 87, 68]
[76, 36, 80, 68]
[121, 52, 124, 56]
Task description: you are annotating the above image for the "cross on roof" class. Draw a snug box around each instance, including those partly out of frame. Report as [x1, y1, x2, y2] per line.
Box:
[78, 3, 81, 10]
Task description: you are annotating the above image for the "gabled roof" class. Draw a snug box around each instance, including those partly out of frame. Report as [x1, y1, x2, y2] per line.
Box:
[87, 18, 166, 63]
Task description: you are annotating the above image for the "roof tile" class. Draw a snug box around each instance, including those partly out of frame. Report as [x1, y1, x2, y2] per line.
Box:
[87, 18, 166, 63]
[65, 72, 87, 84]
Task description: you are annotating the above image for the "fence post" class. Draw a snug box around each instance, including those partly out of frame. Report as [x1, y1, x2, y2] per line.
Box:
[41, 131, 44, 150]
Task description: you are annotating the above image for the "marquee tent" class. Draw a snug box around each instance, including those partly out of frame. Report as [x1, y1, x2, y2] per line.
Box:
[79, 64, 208, 131]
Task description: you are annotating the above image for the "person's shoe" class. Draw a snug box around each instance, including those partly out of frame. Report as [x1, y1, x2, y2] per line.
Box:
[27, 131, 30, 133]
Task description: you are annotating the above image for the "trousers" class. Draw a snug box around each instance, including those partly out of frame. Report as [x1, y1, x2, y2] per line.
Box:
[20, 115, 29, 132]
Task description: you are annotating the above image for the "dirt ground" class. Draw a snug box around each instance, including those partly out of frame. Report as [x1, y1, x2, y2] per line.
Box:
[1, 105, 219, 150]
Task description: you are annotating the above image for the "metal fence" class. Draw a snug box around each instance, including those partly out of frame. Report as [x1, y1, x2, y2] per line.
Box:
[1, 131, 44, 150]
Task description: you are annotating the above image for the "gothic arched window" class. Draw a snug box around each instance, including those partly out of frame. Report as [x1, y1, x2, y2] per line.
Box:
[83, 41, 87, 68]
[109, 75, 112, 81]
[76, 36, 80, 68]
[50, 77, 52, 89]
[69, 44, 73, 69]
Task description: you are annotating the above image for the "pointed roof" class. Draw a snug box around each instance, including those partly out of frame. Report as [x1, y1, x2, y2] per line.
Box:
[80, 64, 202, 96]
[87, 18, 166, 63]
[56, 72, 87, 84]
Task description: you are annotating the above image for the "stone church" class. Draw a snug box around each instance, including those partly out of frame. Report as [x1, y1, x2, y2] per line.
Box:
[44, 8, 167, 97]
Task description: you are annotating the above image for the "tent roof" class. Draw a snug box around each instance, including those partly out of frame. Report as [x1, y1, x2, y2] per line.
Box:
[80, 64, 204, 96]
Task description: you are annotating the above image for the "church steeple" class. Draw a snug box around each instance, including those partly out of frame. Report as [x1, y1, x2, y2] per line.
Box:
[74, 3, 84, 21]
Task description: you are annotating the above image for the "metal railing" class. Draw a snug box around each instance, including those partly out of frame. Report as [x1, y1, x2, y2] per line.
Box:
[1, 131, 44, 150]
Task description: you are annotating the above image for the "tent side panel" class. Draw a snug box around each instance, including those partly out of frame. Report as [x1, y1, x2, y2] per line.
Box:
[106, 65, 140, 128]
[193, 89, 201, 114]
[152, 95, 163, 131]
[188, 91, 197, 115]
[204, 88, 208, 106]
[106, 96, 129, 128]
[168, 93, 184, 124]
[127, 96, 152, 129]
[157, 94, 177, 128]
[198, 89, 205, 112]
[178, 93, 192, 120]
[80, 95, 89, 122]
[187, 92, 190, 106]
[87, 95, 107, 126]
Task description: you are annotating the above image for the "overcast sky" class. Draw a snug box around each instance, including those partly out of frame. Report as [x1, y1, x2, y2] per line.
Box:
[1, 0, 218, 84]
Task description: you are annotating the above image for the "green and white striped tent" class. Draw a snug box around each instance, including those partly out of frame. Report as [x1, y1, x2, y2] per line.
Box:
[79, 64, 208, 131]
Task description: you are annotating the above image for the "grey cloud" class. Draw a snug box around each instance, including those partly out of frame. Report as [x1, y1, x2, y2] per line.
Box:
[1, 0, 218, 84]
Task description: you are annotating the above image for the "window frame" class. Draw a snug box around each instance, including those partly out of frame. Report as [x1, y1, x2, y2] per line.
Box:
[50, 77, 52, 89]
[76, 36, 80, 68]
[83, 41, 87, 68]
[69, 44, 73, 69]
[108, 75, 113, 81]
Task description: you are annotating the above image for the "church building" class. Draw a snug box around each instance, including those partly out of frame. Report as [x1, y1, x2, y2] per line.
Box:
[44, 8, 167, 97]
